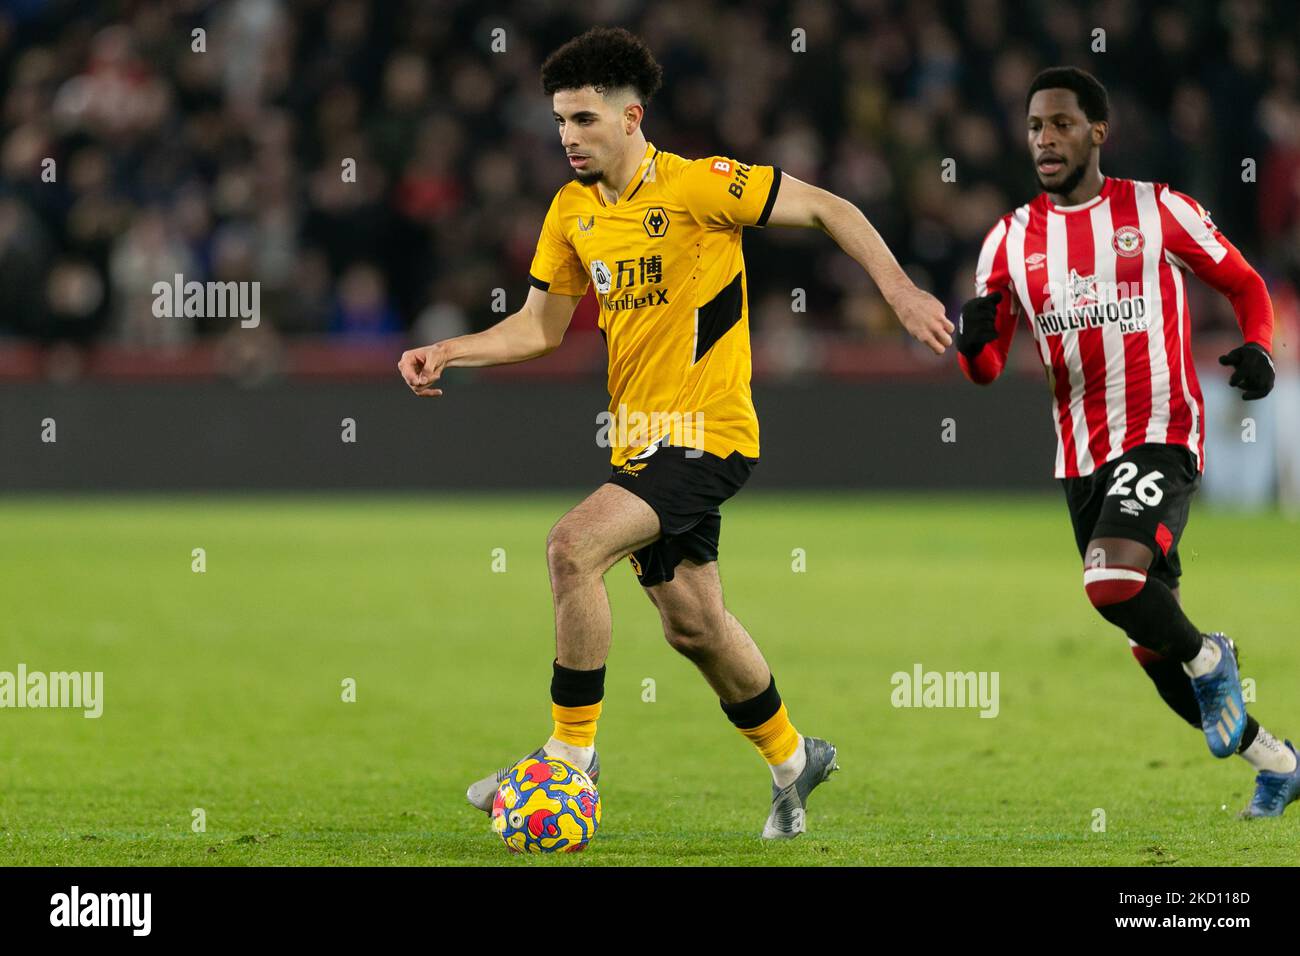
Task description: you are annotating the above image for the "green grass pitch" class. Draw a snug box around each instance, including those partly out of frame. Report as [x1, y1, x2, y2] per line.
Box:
[1, 493, 1297, 866]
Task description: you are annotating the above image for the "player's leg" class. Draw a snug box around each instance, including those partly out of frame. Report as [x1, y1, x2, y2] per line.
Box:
[541, 483, 660, 763]
[1068, 445, 1298, 809]
[617, 444, 836, 836]
[643, 559, 767, 700]
[642, 556, 838, 838]
[646, 559, 795, 770]
[1076, 467, 1213, 732]
[546, 482, 661, 669]
[464, 483, 660, 811]
[1128, 585, 1298, 803]
[1125, 583, 1203, 729]
[1083, 535, 1205, 665]
[1079, 444, 1245, 755]
[1065, 468, 1195, 718]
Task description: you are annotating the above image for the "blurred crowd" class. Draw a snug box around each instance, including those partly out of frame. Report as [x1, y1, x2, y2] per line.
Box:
[0, 0, 1297, 372]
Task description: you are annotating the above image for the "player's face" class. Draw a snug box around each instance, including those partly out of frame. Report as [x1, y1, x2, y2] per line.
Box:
[552, 88, 627, 187]
[1026, 89, 1100, 196]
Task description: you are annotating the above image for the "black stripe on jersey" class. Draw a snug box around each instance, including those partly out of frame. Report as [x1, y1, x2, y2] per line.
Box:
[625, 148, 659, 203]
[528, 274, 551, 292]
[693, 270, 743, 363]
[756, 167, 783, 227]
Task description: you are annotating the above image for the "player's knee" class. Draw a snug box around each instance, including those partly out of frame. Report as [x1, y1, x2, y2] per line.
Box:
[663, 628, 707, 660]
[545, 525, 589, 581]
[1082, 564, 1147, 615]
[661, 609, 724, 660]
[663, 629, 717, 662]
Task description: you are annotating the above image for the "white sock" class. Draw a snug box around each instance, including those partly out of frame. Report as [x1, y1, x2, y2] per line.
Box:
[1182, 636, 1221, 678]
[543, 737, 594, 770]
[1239, 728, 1297, 774]
[770, 734, 806, 788]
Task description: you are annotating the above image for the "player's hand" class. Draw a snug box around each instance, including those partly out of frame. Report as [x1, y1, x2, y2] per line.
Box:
[1218, 342, 1275, 400]
[889, 285, 954, 355]
[398, 344, 449, 397]
[955, 292, 1002, 359]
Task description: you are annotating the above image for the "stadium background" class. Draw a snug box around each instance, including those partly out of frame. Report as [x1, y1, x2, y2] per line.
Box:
[0, 0, 1296, 496]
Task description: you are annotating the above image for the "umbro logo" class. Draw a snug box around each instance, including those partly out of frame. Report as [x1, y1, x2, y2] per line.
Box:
[1119, 498, 1143, 516]
[1026, 252, 1047, 271]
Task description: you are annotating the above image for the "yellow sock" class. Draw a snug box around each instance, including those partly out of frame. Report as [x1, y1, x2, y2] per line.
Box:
[551, 701, 602, 748]
[737, 702, 800, 764]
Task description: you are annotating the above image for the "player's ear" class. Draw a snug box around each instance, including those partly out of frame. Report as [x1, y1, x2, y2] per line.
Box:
[1092, 121, 1109, 146]
[623, 102, 643, 136]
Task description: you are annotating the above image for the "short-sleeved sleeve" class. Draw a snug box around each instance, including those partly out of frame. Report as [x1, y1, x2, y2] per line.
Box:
[528, 190, 591, 297]
[677, 157, 783, 229]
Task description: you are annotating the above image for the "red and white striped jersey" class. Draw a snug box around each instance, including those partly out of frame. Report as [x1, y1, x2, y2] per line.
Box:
[961, 176, 1274, 478]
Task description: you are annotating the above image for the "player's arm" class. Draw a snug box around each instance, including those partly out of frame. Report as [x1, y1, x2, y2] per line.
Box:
[957, 217, 1019, 385]
[398, 286, 582, 397]
[1159, 187, 1276, 400]
[765, 174, 953, 355]
[401, 187, 591, 396]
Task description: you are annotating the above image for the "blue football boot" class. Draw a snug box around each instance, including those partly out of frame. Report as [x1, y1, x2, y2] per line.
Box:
[1240, 740, 1300, 819]
[1189, 632, 1246, 758]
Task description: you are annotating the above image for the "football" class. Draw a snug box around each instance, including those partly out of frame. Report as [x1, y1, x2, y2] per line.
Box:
[491, 756, 602, 853]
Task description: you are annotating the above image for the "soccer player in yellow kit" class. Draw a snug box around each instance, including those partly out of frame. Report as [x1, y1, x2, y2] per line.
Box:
[398, 27, 952, 839]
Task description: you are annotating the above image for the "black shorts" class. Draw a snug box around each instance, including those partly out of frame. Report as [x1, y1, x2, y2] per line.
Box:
[1061, 442, 1200, 588]
[606, 443, 757, 587]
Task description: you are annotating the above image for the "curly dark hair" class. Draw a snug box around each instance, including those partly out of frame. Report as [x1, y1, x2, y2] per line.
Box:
[541, 27, 664, 106]
[1026, 67, 1110, 122]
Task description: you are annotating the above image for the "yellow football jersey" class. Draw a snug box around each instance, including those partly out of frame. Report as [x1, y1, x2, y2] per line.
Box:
[528, 140, 782, 466]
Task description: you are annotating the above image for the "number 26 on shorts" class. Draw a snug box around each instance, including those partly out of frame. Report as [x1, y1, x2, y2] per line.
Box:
[1106, 462, 1165, 506]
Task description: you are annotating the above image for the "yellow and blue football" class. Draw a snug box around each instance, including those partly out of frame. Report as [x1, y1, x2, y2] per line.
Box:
[491, 756, 601, 853]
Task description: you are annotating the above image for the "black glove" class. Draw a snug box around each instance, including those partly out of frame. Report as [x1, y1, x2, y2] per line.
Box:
[955, 292, 1002, 359]
[1218, 342, 1275, 400]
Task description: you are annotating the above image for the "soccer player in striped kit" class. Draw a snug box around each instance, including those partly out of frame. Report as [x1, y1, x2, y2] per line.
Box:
[957, 67, 1299, 817]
